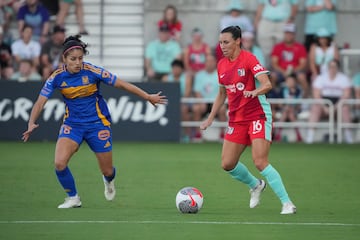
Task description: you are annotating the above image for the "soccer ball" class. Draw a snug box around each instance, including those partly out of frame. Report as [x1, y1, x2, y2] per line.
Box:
[175, 187, 204, 213]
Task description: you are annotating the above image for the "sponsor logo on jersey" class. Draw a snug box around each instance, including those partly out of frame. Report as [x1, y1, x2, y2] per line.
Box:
[82, 76, 89, 85]
[60, 81, 67, 87]
[220, 73, 226, 79]
[237, 68, 245, 76]
[253, 64, 264, 71]
[236, 82, 245, 91]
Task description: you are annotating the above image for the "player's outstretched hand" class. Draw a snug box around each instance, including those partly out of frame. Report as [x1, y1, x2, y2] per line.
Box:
[148, 91, 168, 106]
[200, 118, 212, 131]
[22, 123, 39, 142]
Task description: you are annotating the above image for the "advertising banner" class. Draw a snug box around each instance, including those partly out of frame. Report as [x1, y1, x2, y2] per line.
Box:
[0, 81, 180, 141]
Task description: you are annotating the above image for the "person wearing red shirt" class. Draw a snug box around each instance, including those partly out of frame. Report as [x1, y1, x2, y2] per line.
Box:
[200, 26, 296, 214]
[270, 23, 308, 97]
[157, 5, 182, 43]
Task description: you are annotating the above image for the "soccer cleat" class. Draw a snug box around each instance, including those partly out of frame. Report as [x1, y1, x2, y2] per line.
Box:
[57, 195, 81, 208]
[249, 179, 266, 208]
[103, 177, 116, 201]
[281, 202, 297, 214]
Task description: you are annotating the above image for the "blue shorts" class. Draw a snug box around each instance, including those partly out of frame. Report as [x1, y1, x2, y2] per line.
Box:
[58, 123, 112, 153]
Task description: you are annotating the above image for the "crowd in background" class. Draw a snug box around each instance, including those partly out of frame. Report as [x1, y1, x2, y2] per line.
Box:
[0, 0, 86, 82]
[144, 0, 360, 144]
[0, 0, 359, 143]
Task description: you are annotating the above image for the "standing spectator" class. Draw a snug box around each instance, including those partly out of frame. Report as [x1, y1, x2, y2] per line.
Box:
[304, 0, 337, 51]
[274, 74, 303, 142]
[0, 26, 13, 80]
[40, 25, 66, 80]
[183, 27, 211, 73]
[308, 28, 339, 81]
[220, 0, 254, 32]
[163, 59, 193, 142]
[11, 24, 41, 70]
[10, 58, 42, 81]
[270, 23, 308, 97]
[352, 70, 360, 121]
[157, 4, 182, 43]
[145, 23, 182, 82]
[241, 31, 265, 66]
[254, 0, 298, 65]
[192, 54, 227, 142]
[305, 60, 353, 144]
[17, 0, 50, 43]
[56, 0, 88, 35]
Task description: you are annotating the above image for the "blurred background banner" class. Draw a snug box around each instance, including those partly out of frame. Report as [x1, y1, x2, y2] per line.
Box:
[0, 82, 180, 142]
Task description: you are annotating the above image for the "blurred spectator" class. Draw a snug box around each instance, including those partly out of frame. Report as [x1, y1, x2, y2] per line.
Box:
[40, 25, 65, 80]
[305, 60, 353, 144]
[241, 31, 265, 66]
[56, 0, 88, 35]
[308, 28, 339, 81]
[9, 58, 41, 81]
[11, 24, 41, 70]
[270, 23, 308, 97]
[145, 23, 181, 82]
[163, 59, 193, 142]
[40, 0, 59, 16]
[0, 26, 13, 80]
[183, 27, 211, 73]
[304, 0, 337, 51]
[0, 0, 16, 38]
[17, 0, 50, 43]
[352, 71, 360, 121]
[274, 74, 303, 142]
[220, 0, 254, 32]
[254, 0, 298, 65]
[157, 4, 182, 43]
[192, 54, 227, 142]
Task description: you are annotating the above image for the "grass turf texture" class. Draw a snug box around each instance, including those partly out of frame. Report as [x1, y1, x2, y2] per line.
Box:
[0, 142, 359, 239]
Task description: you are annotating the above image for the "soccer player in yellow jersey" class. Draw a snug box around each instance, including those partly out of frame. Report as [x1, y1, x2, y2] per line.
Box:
[22, 35, 167, 208]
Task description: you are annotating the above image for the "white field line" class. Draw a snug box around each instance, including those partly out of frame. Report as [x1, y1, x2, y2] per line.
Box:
[0, 220, 359, 227]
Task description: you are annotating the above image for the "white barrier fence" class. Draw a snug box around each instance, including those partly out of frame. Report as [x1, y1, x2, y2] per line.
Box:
[181, 98, 359, 144]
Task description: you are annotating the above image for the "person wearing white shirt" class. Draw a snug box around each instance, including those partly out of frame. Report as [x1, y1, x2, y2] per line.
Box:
[306, 59, 353, 143]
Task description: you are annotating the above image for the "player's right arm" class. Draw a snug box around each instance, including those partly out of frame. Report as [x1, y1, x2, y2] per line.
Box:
[22, 95, 48, 142]
[200, 86, 227, 130]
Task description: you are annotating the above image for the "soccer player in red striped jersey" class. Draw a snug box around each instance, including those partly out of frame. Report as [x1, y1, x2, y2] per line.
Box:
[200, 26, 296, 214]
[22, 35, 167, 208]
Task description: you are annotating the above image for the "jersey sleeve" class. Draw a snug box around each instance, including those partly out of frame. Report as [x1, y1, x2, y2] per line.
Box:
[40, 75, 57, 99]
[86, 63, 117, 86]
[247, 53, 269, 78]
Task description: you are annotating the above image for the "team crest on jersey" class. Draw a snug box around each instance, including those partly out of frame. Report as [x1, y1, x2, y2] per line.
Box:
[82, 76, 89, 85]
[237, 68, 245, 76]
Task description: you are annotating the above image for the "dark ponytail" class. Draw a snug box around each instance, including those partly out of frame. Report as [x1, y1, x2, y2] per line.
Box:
[221, 26, 242, 47]
[62, 35, 89, 57]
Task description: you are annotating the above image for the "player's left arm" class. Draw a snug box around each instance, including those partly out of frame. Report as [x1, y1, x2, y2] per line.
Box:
[244, 73, 272, 98]
[114, 78, 167, 106]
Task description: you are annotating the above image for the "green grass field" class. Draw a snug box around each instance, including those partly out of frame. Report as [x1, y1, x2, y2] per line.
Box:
[0, 142, 359, 240]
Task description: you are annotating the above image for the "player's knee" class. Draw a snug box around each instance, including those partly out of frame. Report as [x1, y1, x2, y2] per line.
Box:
[221, 159, 236, 171]
[253, 157, 268, 171]
[54, 161, 67, 171]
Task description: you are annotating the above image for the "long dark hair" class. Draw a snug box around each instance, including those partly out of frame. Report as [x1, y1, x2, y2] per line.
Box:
[62, 35, 89, 57]
[163, 5, 178, 24]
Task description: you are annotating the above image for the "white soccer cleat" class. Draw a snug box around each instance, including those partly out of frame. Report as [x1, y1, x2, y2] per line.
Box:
[281, 202, 297, 214]
[57, 195, 82, 209]
[103, 177, 116, 201]
[249, 179, 266, 208]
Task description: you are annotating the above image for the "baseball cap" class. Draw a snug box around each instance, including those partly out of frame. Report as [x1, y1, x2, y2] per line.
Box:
[316, 28, 331, 38]
[159, 23, 170, 32]
[283, 23, 296, 33]
[53, 25, 66, 34]
[192, 27, 203, 36]
[227, 0, 244, 11]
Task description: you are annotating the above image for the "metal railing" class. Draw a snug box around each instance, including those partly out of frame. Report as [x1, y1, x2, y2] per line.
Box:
[181, 98, 336, 143]
[336, 99, 360, 143]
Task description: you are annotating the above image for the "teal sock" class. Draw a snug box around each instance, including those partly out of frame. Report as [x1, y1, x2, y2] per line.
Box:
[55, 166, 77, 197]
[228, 162, 259, 189]
[261, 164, 290, 204]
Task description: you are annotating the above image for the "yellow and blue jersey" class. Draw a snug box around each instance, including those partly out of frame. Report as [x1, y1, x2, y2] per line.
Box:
[40, 62, 117, 126]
